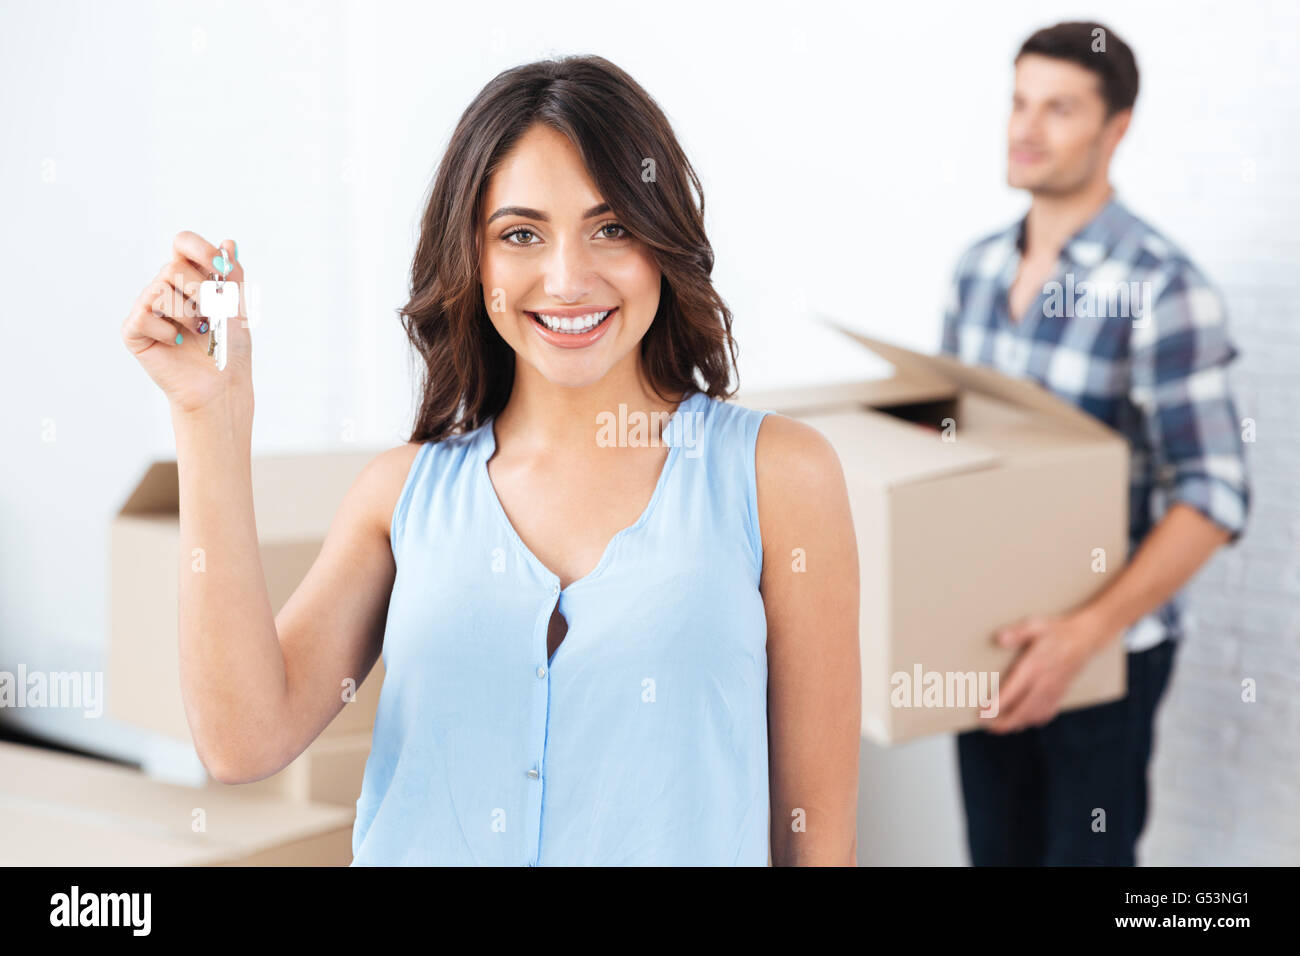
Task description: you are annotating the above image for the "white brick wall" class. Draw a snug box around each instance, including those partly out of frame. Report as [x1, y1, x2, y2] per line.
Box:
[1138, 2, 1300, 857]
[1145, 260, 1300, 865]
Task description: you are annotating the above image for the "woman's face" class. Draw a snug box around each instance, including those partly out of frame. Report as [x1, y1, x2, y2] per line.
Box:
[479, 123, 662, 390]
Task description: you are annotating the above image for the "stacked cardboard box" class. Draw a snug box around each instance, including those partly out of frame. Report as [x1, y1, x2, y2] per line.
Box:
[0, 741, 354, 865]
[109, 449, 385, 807]
[735, 322, 1128, 745]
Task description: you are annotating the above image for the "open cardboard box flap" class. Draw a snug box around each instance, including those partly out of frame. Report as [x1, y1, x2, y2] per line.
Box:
[733, 318, 1126, 488]
[815, 316, 1115, 440]
[730, 373, 958, 417]
[791, 407, 1001, 488]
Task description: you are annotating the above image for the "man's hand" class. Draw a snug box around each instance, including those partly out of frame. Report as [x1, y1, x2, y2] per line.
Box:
[985, 612, 1114, 734]
[981, 505, 1234, 735]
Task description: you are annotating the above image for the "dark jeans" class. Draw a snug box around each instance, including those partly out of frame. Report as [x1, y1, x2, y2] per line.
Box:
[956, 639, 1178, 866]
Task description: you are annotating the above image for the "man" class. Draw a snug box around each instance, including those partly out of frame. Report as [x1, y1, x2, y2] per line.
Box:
[942, 21, 1250, 866]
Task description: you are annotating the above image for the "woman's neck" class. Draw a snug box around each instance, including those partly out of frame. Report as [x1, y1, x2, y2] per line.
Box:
[492, 367, 687, 457]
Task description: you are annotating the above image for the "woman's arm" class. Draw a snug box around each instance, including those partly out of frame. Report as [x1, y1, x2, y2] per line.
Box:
[756, 414, 861, 866]
[175, 416, 419, 784]
[255, 441, 422, 778]
[124, 232, 420, 785]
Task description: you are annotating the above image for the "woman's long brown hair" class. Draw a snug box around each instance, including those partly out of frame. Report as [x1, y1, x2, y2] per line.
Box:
[399, 54, 740, 444]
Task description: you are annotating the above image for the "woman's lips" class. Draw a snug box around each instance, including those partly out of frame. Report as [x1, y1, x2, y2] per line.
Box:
[526, 307, 617, 349]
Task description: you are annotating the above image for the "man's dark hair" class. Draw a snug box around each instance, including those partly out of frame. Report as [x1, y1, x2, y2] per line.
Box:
[1016, 21, 1139, 116]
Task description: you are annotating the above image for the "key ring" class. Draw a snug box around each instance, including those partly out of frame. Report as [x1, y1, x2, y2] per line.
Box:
[199, 243, 238, 368]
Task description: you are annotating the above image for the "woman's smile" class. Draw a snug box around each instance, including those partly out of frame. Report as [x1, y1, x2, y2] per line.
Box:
[524, 305, 618, 349]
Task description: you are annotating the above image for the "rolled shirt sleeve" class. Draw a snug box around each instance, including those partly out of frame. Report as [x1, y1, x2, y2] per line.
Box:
[1129, 267, 1251, 541]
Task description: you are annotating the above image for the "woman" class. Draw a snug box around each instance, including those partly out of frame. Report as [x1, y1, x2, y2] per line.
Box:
[120, 55, 860, 866]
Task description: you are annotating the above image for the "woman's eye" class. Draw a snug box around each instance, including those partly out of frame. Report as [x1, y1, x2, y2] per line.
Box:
[500, 224, 627, 245]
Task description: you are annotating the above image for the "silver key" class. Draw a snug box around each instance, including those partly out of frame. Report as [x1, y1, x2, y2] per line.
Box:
[198, 277, 239, 371]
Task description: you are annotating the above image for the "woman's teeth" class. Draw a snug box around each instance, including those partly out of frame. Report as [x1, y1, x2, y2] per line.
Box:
[532, 309, 612, 333]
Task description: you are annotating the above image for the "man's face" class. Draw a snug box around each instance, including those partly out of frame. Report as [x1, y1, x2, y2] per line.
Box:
[1007, 53, 1127, 195]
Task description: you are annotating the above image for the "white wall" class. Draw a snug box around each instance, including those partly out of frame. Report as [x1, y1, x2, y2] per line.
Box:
[1, 0, 1295, 863]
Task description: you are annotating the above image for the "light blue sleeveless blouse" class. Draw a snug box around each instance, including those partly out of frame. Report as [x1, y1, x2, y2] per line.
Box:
[351, 390, 772, 865]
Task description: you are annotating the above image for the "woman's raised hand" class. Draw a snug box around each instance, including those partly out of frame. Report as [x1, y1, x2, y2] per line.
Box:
[121, 231, 252, 415]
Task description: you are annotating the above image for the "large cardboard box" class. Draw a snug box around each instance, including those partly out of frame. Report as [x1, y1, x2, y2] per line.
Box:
[109, 451, 387, 749]
[0, 741, 354, 865]
[737, 322, 1128, 744]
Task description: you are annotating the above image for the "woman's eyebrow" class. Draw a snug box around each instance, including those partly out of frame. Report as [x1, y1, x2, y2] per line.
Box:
[486, 202, 611, 225]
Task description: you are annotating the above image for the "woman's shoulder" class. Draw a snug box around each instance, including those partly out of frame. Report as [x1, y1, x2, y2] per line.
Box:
[360, 424, 492, 529]
[709, 395, 838, 471]
[363, 421, 488, 487]
[367, 441, 427, 485]
[742, 405, 850, 540]
[351, 442, 427, 536]
[750, 410, 843, 484]
[703, 394, 845, 508]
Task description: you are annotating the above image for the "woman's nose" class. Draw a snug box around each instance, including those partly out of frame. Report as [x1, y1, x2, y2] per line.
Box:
[542, 239, 594, 303]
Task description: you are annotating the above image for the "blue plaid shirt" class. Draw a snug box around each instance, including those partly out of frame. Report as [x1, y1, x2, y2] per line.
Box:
[941, 195, 1250, 651]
